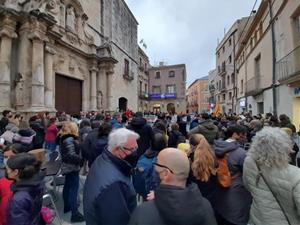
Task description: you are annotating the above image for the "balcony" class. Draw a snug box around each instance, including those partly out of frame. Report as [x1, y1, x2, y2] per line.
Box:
[276, 45, 300, 83]
[218, 62, 226, 76]
[138, 92, 149, 100]
[123, 71, 134, 81]
[246, 76, 264, 96]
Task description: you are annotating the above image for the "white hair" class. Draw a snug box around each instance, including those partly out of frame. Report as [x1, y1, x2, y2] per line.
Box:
[107, 128, 139, 152]
[248, 127, 293, 168]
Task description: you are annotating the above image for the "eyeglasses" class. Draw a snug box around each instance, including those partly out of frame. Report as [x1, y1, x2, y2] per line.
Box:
[120, 146, 138, 152]
[153, 162, 174, 174]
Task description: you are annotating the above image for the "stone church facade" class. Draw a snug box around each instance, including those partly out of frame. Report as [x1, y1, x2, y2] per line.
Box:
[0, 0, 138, 115]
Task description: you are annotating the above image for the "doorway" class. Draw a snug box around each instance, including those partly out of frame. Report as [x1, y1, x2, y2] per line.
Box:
[55, 74, 82, 115]
[119, 97, 128, 112]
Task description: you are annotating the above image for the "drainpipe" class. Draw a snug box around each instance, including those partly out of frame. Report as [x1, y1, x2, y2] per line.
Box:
[269, 0, 277, 115]
[232, 31, 236, 113]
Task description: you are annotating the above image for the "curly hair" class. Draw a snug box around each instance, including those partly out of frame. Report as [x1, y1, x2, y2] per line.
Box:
[248, 127, 293, 168]
[191, 134, 217, 182]
[59, 122, 78, 137]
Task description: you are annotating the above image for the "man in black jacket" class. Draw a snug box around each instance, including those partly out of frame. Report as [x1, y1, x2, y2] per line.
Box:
[127, 112, 153, 165]
[128, 148, 217, 225]
[0, 110, 12, 135]
[83, 128, 139, 225]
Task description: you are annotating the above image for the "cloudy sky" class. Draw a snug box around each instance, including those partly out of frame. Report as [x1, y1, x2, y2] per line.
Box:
[125, 0, 260, 86]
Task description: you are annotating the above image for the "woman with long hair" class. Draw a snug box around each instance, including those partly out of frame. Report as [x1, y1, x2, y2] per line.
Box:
[243, 127, 300, 225]
[190, 134, 218, 209]
[59, 122, 84, 223]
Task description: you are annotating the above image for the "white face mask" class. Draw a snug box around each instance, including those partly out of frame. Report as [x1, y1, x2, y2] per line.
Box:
[3, 158, 8, 167]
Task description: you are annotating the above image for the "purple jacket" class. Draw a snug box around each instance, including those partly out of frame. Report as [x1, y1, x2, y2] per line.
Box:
[7, 172, 45, 225]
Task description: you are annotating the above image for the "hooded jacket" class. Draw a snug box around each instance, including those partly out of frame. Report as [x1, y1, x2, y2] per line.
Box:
[127, 117, 153, 158]
[213, 140, 252, 225]
[7, 172, 44, 225]
[128, 183, 217, 225]
[189, 120, 218, 144]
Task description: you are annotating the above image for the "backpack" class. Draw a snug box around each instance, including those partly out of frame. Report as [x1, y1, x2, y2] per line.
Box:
[216, 153, 232, 188]
[132, 155, 157, 196]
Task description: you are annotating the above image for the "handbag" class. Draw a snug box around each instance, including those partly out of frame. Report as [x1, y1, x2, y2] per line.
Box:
[255, 161, 292, 225]
[40, 206, 56, 224]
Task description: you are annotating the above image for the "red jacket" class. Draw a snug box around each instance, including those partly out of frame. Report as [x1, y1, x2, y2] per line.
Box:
[0, 178, 13, 225]
[45, 124, 58, 142]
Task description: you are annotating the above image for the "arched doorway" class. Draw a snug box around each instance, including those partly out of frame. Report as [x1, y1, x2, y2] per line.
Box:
[119, 97, 128, 112]
[167, 103, 175, 114]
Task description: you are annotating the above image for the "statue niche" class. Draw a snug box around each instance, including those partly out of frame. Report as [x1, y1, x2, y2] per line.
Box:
[66, 5, 76, 32]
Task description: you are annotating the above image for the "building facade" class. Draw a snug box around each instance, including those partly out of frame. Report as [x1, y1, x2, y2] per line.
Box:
[208, 69, 217, 112]
[215, 17, 251, 114]
[187, 77, 209, 113]
[148, 63, 187, 113]
[137, 47, 150, 112]
[0, 0, 138, 115]
[235, 0, 300, 126]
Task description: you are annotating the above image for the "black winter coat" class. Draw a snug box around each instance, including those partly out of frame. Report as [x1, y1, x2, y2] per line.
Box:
[59, 134, 82, 174]
[168, 130, 185, 148]
[128, 184, 217, 225]
[127, 117, 153, 163]
[30, 121, 45, 149]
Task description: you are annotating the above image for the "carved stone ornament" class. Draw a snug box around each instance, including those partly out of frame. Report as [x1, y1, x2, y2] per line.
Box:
[69, 56, 76, 71]
[66, 5, 76, 32]
[83, 23, 94, 44]
[66, 31, 79, 44]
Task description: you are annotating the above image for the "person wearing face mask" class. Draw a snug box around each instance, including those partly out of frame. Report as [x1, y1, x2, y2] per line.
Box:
[5, 153, 44, 225]
[128, 148, 217, 225]
[83, 128, 139, 225]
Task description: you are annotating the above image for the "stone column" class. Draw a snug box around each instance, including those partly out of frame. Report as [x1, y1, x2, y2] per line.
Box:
[90, 67, 98, 111]
[98, 64, 107, 110]
[44, 44, 56, 110]
[31, 38, 45, 108]
[107, 72, 113, 112]
[0, 13, 17, 110]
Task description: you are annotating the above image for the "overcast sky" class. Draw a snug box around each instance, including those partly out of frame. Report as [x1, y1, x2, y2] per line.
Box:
[125, 0, 260, 86]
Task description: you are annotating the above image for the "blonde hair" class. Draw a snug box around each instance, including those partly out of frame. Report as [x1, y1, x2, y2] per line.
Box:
[59, 122, 78, 137]
[191, 134, 217, 182]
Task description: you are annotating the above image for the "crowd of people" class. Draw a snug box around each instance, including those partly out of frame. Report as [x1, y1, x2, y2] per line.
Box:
[0, 109, 300, 225]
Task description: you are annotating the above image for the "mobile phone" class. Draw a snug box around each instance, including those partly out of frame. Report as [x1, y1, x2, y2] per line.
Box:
[0, 137, 5, 145]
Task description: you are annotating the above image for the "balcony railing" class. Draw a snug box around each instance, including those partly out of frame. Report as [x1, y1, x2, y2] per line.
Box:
[276, 45, 300, 83]
[246, 76, 264, 96]
[123, 71, 134, 81]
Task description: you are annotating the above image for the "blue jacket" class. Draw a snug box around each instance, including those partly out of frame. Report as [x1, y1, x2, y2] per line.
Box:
[111, 119, 123, 129]
[83, 150, 137, 225]
[7, 172, 44, 225]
